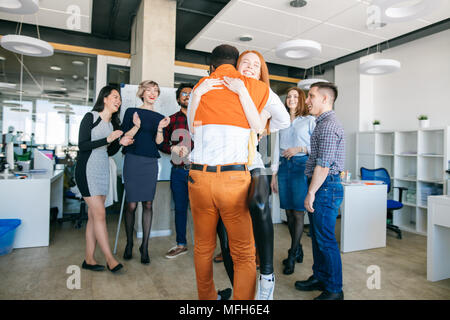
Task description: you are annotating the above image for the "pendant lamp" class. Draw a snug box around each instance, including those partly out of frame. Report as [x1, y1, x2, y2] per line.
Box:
[373, 0, 443, 23]
[276, 39, 321, 60]
[359, 58, 401, 75]
[0, 1, 54, 57]
[0, 0, 39, 14]
[1, 34, 53, 57]
[298, 79, 329, 90]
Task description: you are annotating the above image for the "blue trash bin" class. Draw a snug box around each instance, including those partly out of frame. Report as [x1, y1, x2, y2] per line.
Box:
[0, 219, 22, 256]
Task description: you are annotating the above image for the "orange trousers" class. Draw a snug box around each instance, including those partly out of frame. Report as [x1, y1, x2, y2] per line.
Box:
[188, 165, 256, 300]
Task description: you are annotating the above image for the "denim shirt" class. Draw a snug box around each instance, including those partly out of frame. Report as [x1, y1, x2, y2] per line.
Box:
[271, 115, 316, 174]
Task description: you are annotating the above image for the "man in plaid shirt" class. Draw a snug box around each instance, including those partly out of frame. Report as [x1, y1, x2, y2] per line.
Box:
[294, 82, 345, 300]
[159, 83, 194, 259]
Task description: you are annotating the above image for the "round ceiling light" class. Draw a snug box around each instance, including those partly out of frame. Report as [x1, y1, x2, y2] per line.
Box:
[290, 0, 307, 8]
[238, 34, 253, 42]
[359, 59, 401, 75]
[72, 60, 85, 66]
[373, 0, 443, 23]
[0, 35, 53, 57]
[275, 39, 321, 60]
[55, 77, 64, 82]
[0, 0, 39, 15]
[0, 56, 5, 60]
[297, 79, 329, 90]
[50, 66, 62, 71]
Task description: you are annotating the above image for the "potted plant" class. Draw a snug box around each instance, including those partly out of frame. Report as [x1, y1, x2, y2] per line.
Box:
[373, 120, 381, 131]
[418, 115, 429, 128]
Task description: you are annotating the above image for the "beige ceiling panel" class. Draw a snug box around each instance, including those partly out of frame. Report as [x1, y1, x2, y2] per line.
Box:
[299, 23, 383, 51]
[418, 0, 450, 23]
[201, 21, 291, 51]
[218, 1, 318, 37]
[244, 0, 360, 22]
[327, 2, 430, 40]
[188, 36, 266, 55]
[319, 44, 353, 60]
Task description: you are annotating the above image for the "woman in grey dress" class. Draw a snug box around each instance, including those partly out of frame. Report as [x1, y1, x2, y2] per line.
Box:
[76, 85, 134, 273]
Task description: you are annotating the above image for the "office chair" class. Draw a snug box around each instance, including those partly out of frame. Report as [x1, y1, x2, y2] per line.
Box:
[360, 167, 407, 239]
[57, 191, 87, 229]
[55, 163, 87, 229]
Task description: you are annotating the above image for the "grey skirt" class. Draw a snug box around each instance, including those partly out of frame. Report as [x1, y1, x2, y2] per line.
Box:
[123, 153, 158, 202]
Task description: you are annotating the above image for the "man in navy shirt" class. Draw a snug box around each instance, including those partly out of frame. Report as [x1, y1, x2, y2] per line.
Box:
[294, 82, 345, 300]
[159, 83, 194, 259]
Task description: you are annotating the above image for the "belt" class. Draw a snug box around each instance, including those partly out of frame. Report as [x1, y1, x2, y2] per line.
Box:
[172, 164, 190, 170]
[190, 164, 247, 172]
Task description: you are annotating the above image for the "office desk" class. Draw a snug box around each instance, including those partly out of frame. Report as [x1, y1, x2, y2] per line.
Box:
[427, 195, 450, 282]
[0, 169, 64, 248]
[340, 181, 387, 253]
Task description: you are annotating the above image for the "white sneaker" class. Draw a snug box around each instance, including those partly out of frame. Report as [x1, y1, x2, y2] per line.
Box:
[256, 274, 275, 300]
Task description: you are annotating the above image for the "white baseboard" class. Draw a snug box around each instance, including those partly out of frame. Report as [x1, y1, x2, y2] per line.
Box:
[136, 229, 172, 239]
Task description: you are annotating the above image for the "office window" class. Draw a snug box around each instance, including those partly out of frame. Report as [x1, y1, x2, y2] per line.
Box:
[0, 46, 96, 149]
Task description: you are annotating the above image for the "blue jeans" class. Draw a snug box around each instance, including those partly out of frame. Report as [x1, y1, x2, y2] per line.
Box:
[308, 174, 344, 293]
[170, 166, 190, 246]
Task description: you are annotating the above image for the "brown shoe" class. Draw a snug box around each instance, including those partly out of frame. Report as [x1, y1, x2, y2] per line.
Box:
[213, 252, 223, 263]
[165, 245, 188, 259]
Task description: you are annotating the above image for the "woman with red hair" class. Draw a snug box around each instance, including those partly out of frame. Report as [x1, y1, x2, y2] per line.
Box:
[215, 50, 290, 299]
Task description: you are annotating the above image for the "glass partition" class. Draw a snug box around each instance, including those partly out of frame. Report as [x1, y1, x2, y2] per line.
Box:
[0, 46, 96, 157]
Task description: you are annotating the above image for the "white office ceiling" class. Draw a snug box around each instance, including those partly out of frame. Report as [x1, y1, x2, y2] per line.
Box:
[0, 0, 92, 33]
[186, 0, 450, 69]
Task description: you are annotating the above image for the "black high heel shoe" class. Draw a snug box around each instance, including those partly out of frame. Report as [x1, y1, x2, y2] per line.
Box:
[123, 243, 133, 260]
[139, 245, 150, 265]
[283, 246, 304, 265]
[283, 252, 296, 275]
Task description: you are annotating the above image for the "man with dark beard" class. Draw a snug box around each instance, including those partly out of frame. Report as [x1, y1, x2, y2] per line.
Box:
[159, 83, 194, 259]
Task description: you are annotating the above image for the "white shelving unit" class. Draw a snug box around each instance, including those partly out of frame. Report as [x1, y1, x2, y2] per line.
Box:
[356, 127, 450, 236]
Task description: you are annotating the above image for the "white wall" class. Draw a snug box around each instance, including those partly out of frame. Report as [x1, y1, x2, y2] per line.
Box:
[334, 29, 450, 177]
[372, 29, 450, 131]
[335, 60, 360, 176]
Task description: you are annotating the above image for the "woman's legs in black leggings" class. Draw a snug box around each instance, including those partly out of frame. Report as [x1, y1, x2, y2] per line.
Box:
[217, 169, 274, 288]
[217, 218, 234, 286]
[248, 169, 273, 275]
